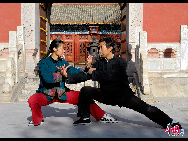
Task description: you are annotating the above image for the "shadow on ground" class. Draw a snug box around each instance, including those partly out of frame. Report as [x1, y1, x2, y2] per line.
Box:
[27, 104, 162, 129]
[20, 103, 187, 138]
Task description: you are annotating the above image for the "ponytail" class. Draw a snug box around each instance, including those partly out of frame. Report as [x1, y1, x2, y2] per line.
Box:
[42, 49, 52, 59]
[34, 39, 65, 76]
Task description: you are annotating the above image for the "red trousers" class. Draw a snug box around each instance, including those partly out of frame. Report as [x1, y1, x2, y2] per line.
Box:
[28, 91, 105, 125]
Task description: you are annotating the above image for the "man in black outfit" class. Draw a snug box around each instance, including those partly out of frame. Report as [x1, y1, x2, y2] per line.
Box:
[69, 37, 181, 129]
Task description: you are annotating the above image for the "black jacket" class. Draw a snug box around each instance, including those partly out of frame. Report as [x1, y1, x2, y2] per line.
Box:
[67, 55, 134, 102]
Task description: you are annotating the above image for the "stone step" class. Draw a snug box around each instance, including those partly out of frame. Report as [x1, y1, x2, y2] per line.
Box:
[25, 83, 39, 89]
[0, 72, 5, 85]
[18, 94, 32, 102]
[0, 77, 5, 85]
[21, 88, 37, 95]
[148, 71, 188, 97]
[149, 77, 188, 85]
[26, 77, 40, 84]
[148, 72, 188, 78]
[16, 77, 40, 102]
[18, 88, 37, 101]
[149, 76, 188, 97]
[0, 84, 3, 95]
[0, 72, 5, 77]
[140, 94, 155, 104]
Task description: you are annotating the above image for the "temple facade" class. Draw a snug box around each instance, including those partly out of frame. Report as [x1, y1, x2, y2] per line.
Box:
[49, 3, 122, 63]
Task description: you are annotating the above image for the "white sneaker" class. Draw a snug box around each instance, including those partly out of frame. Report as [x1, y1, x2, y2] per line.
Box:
[28, 120, 44, 126]
[99, 113, 118, 123]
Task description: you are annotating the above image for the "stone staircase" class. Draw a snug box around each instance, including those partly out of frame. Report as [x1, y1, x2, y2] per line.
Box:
[148, 71, 188, 97]
[132, 70, 188, 104]
[17, 77, 40, 101]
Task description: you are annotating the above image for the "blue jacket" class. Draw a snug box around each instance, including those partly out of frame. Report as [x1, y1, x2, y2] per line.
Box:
[36, 56, 89, 102]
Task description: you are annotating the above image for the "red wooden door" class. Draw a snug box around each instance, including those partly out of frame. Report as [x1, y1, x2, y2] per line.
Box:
[75, 35, 89, 62]
[63, 35, 75, 62]
[50, 34, 121, 62]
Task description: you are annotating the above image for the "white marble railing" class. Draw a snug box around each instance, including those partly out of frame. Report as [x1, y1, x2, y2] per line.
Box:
[1, 57, 16, 94]
[147, 43, 180, 72]
[0, 26, 25, 96]
[147, 25, 188, 72]
[135, 25, 188, 95]
[136, 25, 188, 74]
[8, 26, 25, 83]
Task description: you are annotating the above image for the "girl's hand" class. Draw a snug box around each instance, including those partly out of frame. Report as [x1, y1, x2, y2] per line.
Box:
[56, 64, 71, 78]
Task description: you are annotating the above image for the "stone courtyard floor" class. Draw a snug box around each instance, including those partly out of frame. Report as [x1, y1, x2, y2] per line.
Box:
[0, 97, 187, 138]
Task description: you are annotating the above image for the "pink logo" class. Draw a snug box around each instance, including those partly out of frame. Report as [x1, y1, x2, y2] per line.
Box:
[165, 123, 184, 136]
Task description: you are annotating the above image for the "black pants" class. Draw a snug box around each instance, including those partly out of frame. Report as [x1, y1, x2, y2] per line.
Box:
[78, 86, 172, 128]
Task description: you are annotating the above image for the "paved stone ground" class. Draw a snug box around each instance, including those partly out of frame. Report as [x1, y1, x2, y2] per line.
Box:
[0, 97, 187, 138]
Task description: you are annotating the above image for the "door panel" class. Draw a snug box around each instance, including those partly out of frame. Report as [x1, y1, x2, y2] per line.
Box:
[75, 35, 88, 62]
[50, 34, 121, 62]
[63, 34, 75, 62]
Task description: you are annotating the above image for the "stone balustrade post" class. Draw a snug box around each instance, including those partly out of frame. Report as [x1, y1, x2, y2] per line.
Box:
[139, 31, 150, 95]
[17, 26, 25, 73]
[9, 31, 19, 83]
[3, 57, 15, 89]
[159, 49, 163, 58]
[180, 25, 188, 71]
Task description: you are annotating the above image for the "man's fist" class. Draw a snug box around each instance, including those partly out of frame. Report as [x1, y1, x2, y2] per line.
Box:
[88, 67, 96, 75]
[86, 54, 93, 69]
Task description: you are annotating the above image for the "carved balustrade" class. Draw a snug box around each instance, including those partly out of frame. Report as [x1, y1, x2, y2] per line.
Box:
[0, 26, 25, 98]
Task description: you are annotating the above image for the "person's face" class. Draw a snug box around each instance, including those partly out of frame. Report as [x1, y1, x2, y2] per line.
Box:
[53, 43, 65, 57]
[99, 41, 113, 58]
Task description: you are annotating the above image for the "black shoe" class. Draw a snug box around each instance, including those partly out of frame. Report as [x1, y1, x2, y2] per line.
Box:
[164, 122, 182, 129]
[73, 118, 91, 125]
[171, 122, 182, 129]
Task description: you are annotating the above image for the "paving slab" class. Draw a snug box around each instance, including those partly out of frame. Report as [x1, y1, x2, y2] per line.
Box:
[0, 97, 187, 138]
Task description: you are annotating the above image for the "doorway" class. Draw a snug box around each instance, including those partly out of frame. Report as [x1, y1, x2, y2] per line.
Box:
[50, 34, 121, 62]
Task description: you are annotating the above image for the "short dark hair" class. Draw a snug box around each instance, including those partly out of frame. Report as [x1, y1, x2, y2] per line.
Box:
[99, 37, 116, 54]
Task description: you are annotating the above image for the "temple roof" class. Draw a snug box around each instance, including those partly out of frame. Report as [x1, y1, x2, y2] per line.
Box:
[50, 3, 121, 25]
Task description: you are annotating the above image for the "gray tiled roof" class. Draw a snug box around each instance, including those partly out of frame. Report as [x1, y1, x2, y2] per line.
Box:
[50, 3, 121, 25]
